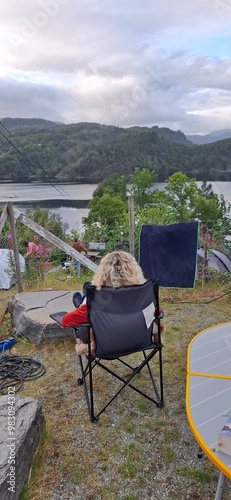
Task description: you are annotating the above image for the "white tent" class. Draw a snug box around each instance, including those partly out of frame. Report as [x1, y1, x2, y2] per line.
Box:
[0, 249, 25, 290]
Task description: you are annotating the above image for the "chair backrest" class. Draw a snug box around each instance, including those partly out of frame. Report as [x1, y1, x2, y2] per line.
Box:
[86, 279, 159, 359]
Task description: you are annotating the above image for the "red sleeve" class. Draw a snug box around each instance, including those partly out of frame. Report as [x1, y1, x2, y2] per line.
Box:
[61, 303, 88, 327]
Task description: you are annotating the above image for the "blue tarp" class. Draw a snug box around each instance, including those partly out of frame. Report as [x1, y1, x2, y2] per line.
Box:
[139, 221, 199, 288]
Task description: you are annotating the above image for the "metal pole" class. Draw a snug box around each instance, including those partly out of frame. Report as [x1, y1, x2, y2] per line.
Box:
[7, 202, 23, 292]
[215, 472, 225, 500]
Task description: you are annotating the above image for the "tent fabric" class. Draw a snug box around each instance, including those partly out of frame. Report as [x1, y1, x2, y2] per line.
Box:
[197, 248, 231, 272]
[197, 249, 224, 272]
[211, 250, 231, 271]
[0, 249, 25, 290]
[139, 221, 199, 288]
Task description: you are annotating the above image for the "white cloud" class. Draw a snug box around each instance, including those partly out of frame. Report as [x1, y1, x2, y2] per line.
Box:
[0, 0, 231, 134]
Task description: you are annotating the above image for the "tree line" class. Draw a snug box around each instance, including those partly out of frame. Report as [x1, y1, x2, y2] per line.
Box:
[83, 170, 231, 257]
[0, 170, 230, 283]
[0, 120, 231, 182]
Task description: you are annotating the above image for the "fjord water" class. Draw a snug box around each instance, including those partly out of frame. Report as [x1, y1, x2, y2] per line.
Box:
[0, 183, 98, 233]
[0, 182, 230, 232]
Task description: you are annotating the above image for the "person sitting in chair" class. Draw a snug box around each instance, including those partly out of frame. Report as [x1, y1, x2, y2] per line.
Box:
[61, 250, 164, 355]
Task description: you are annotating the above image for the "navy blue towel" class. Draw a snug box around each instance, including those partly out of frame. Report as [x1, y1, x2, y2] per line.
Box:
[139, 221, 199, 288]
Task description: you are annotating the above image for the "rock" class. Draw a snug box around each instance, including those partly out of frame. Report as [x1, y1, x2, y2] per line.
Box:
[8, 290, 77, 344]
[0, 395, 44, 500]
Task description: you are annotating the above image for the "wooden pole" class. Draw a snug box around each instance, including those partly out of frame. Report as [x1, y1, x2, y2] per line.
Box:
[7, 202, 23, 292]
[128, 194, 135, 256]
[201, 224, 209, 289]
[0, 204, 8, 234]
[13, 207, 98, 272]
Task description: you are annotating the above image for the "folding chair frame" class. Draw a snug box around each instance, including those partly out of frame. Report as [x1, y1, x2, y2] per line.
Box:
[75, 280, 164, 422]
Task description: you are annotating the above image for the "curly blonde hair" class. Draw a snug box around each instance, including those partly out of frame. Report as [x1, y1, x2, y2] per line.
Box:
[92, 250, 146, 289]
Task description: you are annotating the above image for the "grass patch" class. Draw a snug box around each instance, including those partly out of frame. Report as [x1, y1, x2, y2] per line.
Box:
[117, 444, 138, 478]
[19, 425, 52, 500]
[121, 496, 137, 500]
[163, 427, 180, 444]
[179, 465, 212, 484]
[70, 466, 89, 485]
[136, 398, 150, 412]
[1, 273, 230, 499]
[164, 446, 174, 462]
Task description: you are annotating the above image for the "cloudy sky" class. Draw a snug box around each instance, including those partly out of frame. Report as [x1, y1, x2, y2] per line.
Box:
[0, 0, 231, 135]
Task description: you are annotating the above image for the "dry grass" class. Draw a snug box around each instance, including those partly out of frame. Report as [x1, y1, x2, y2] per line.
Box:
[1, 275, 231, 500]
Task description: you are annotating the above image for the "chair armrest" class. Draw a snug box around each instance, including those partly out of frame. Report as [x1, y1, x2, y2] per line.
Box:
[155, 310, 164, 320]
[73, 323, 91, 343]
[73, 323, 91, 328]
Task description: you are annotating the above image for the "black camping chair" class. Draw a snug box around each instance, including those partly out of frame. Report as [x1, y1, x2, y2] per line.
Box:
[75, 279, 164, 422]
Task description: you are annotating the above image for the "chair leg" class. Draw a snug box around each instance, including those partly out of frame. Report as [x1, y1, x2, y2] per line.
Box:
[158, 348, 164, 406]
[77, 355, 98, 422]
[143, 349, 164, 407]
[143, 354, 161, 403]
[77, 348, 164, 421]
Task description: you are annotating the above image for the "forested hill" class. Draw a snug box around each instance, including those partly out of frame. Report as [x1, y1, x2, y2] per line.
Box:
[0, 117, 62, 130]
[0, 119, 230, 182]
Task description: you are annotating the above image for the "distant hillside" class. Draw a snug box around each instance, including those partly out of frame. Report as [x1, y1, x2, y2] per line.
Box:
[0, 119, 230, 182]
[129, 125, 192, 145]
[0, 117, 62, 130]
[186, 129, 231, 145]
[0, 118, 191, 143]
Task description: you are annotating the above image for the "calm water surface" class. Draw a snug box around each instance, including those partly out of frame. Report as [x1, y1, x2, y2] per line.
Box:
[0, 181, 230, 232]
[0, 183, 98, 233]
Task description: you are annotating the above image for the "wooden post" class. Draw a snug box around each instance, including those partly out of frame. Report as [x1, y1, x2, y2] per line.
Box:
[7, 202, 23, 292]
[128, 193, 135, 256]
[13, 207, 98, 272]
[201, 224, 209, 289]
[0, 204, 8, 234]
